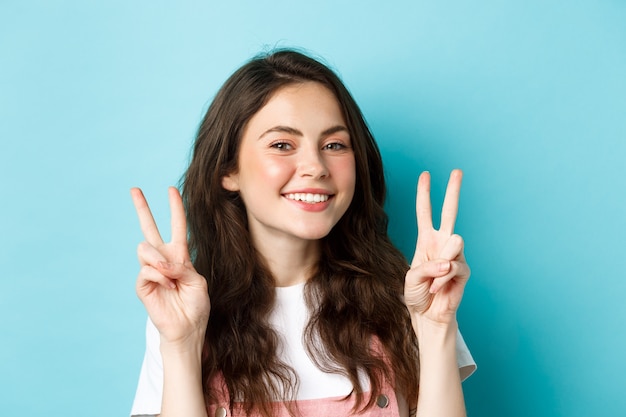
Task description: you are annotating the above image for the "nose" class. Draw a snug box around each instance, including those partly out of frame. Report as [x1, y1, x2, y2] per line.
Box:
[298, 146, 329, 179]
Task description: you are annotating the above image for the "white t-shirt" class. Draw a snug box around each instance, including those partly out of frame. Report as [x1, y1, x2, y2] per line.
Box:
[130, 283, 476, 416]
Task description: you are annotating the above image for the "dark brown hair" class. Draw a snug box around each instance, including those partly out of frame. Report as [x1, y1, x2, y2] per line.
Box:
[182, 49, 418, 416]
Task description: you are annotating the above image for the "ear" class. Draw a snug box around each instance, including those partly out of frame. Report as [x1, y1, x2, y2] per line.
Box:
[221, 172, 240, 191]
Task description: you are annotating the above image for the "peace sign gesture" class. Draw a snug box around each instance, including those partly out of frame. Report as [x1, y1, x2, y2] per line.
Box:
[404, 170, 471, 325]
[130, 187, 210, 345]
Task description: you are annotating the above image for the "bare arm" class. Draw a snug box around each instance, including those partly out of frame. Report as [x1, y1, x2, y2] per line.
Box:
[412, 319, 465, 417]
[160, 335, 207, 417]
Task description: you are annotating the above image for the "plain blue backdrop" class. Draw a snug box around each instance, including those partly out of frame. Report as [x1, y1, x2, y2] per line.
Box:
[1, 1, 625, 416]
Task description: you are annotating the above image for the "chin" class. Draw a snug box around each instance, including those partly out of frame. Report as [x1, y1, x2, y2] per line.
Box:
[295, 226, 334, 241]
[300, 231, 332, 241]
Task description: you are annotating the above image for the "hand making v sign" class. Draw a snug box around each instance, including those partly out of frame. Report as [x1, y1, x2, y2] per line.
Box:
[404, 170, 471, 326]
[130, 187, 210, 345]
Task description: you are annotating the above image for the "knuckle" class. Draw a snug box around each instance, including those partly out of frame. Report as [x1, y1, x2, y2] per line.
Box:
[452, 261, 470, 278]
[406, 265, 420, 279]
[136, 241, 150, 257]
[167, 266, 181, 278]
[139, 264, 153, 277]
[450, 234, 464, 248]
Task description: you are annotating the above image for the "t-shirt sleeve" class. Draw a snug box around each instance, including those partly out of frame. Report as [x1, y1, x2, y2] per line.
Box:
[130, 318, 163, 417]
[456, 328, 477, 381]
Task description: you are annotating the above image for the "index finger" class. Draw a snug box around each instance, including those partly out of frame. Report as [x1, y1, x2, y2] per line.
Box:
[440, 169, 463, 235]
[168, 186, 188, 248]
[130, 188, 164, 246]
[416, 171, 434, 232]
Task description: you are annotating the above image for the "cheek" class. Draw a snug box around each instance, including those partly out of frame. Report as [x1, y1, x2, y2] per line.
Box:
[261, 158, 293, 181]
[331, 157, 356, 191]
[243, 156, 293, 186]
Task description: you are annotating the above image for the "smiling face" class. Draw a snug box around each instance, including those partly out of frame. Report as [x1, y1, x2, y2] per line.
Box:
[222, 82, 356, 248]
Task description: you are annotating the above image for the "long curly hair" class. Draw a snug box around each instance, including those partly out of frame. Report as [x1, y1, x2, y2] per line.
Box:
[181, 49, 419, 417]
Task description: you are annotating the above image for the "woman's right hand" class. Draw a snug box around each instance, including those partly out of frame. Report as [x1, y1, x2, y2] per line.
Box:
[130, 187, 210, 347]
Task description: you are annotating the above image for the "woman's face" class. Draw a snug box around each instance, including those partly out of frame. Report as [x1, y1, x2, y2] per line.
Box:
[222, 82, 356, 247]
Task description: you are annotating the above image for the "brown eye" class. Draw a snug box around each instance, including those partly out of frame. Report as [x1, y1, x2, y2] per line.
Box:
[271, 141, 293, 150]
[323, 142, 348, 151]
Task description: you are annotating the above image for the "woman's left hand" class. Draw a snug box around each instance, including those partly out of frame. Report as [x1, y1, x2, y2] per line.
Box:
[404, 169, 471, 326]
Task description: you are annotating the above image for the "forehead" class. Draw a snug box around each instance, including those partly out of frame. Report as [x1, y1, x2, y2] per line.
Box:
[245, 82, 347, 133]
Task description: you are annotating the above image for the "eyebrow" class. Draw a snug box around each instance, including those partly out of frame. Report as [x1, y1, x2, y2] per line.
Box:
[258, 125, 349, 140]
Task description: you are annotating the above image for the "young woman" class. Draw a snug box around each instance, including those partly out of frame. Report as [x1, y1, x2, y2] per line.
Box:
[130, 49, 475, 417]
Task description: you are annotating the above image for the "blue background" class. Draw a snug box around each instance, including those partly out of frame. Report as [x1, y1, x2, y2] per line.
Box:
[1, 1, 625, 416]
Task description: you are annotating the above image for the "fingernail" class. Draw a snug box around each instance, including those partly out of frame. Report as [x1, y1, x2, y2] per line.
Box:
[430, 284, 438, 294]
[159, 261, 171, 270]
[168, 281, 176, 289]
[439, 261, 450, 272]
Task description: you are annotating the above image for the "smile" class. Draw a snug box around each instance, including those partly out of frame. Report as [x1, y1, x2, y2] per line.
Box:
[284, 193, 330, 204]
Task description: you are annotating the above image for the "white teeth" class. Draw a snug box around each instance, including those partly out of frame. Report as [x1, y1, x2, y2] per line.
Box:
[286, 193, 330, 203]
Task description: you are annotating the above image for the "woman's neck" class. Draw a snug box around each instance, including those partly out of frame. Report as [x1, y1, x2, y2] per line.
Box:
[251, 234, 320, 287]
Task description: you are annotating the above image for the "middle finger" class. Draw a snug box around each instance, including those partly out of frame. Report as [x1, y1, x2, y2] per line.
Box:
[440, 169, 463, 235]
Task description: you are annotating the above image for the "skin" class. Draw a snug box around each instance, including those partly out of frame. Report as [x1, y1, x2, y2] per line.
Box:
[130, 82, 470, 417]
